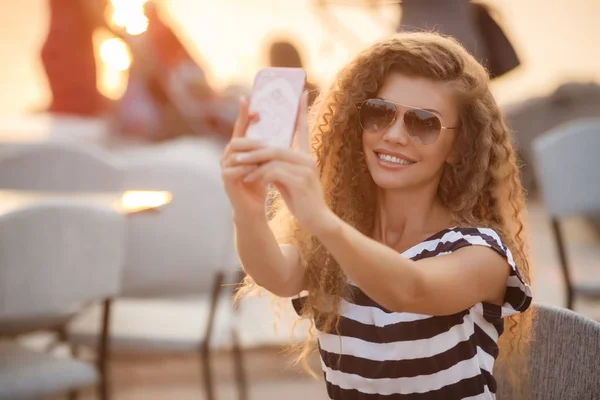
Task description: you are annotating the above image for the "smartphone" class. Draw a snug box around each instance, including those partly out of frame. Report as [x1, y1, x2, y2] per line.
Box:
[244, 67, 306, 148]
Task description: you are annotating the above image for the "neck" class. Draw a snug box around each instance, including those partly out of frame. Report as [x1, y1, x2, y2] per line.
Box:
[374, 180, 453, 246]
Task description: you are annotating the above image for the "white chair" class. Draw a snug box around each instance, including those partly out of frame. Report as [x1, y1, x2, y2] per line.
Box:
[0, 142, 122, 192]
[114, 158, 245, 400]
[0, 142, 123, 336]
[0, 142, 124, 400]
[532, 119, 600, 309]
[0, 202, 126, 400]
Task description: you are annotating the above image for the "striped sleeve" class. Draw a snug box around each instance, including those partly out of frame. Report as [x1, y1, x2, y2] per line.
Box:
[448, 227, 533, 318]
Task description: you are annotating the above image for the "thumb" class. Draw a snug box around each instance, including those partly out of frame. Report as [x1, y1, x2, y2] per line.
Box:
[231, 97, 250, 138]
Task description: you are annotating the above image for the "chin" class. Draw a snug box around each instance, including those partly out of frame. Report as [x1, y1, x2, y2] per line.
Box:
[372, 178, 418, 191]
[369, 169, 421, 191]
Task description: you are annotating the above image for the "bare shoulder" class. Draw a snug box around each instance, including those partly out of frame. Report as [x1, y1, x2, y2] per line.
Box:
[451, 243, 508, 266]
[450, 245, 510, 305]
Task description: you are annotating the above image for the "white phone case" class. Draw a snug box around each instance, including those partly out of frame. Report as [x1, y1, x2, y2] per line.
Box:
[245, 68, 306, 148]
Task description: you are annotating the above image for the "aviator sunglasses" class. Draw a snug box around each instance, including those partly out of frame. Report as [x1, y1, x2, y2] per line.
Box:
[356, 98, 459, 145]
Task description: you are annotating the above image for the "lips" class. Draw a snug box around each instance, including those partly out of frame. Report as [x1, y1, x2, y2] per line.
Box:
[373, 148, 417, 168]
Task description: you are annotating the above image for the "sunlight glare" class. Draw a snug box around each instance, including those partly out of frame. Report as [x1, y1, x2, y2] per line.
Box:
[99, 38, 131, 71]
[121, 190, 173, 213]
[111, 0, 149, 36]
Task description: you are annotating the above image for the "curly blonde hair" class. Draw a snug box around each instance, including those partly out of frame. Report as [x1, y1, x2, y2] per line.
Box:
[240, 31, 533, 397]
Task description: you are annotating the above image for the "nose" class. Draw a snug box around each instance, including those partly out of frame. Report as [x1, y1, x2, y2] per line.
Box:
[382, 115, 410, 145]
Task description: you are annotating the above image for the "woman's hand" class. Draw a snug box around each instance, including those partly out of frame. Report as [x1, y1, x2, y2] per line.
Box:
[234, 92, 337, 234]
[220, 97, 269, 218]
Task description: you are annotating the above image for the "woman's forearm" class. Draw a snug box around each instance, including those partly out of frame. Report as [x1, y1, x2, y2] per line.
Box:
[233, 212, 304, 297]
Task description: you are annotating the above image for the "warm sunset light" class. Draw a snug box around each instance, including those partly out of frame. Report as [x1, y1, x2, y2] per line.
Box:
[99, 38, 131, 71]
[111, 0, 150, 36]
[120, 190, 173, 213]
[98, 0, 150, 98]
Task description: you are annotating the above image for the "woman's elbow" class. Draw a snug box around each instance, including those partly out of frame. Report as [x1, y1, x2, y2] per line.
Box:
[382, 275, 427, 313]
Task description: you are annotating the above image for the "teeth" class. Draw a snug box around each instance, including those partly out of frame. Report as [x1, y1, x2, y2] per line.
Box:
[377, 153, 413, 165]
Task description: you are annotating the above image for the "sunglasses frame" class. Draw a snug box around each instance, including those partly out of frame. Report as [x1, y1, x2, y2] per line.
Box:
[355, 98, 459, 145]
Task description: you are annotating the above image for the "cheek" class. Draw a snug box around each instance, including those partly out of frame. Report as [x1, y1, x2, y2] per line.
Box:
[416, 146, 453, 179]
[362, 131, 373, 148]
[424, 136, 455, 166]
[362, 133, 377, 158]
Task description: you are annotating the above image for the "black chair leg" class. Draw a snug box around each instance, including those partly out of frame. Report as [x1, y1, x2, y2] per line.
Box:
[231, 320, 248, 400]
[551, 219, 575, 309]
[200, 272, 225, 400]
[97, 299, 112, 400]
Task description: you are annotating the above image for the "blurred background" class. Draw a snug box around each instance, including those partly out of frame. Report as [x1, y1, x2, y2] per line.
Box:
[0, 1, 599, 399]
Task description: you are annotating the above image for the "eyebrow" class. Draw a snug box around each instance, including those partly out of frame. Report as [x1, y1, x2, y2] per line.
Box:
[376, 97, 444, 118]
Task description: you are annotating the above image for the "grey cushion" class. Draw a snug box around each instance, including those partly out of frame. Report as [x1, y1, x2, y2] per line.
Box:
[0, 342, 97, 400]
[496, 303, 600, 400]
[0, 202, 125, 320]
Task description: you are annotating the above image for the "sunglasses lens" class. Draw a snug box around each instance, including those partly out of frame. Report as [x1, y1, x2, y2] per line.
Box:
[359, 99, 396, 133]
[404, 109, 442, 145]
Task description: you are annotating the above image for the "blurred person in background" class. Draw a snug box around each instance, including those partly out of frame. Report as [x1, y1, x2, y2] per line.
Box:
[397, 0, 520, 79]
[268, 39, 320, 107]
[112, 0, 237, 143]
[224, 32, 532, 399]
[41, 0, 110, 116]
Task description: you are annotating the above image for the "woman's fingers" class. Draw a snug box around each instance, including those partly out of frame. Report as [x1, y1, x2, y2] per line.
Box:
[231, 97, 250, 139]
[228, 138, 265, 152]
[221, 164, 258, 181]
[221, 99, 261, 167]
[221, 138, 267, 167]
[233, 146, 314, 167]
[243, 160, 304, 184]
[231, 97, 260, 139]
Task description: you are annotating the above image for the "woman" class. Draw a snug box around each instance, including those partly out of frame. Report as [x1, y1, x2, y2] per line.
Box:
[221, 32, 533, 399]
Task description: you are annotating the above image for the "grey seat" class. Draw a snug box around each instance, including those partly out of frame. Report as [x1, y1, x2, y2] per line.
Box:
[0, 341, 97, 400]
[532, 119, 600, 309]
[496, 303, 600, 400]
[105, 158, 245, 400]
[0, 142, 123, 336]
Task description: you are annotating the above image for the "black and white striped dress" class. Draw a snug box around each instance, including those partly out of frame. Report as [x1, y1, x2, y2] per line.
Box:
[292, 227, 533, 400]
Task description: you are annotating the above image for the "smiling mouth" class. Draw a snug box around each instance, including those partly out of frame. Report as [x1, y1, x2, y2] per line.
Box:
[375, 152, 416, 166]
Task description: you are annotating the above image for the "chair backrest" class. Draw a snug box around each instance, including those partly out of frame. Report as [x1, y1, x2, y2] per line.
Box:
[118, 159, 238, 297]
[0, 142, 122, 192]
[0, 202, 126, 320]
[533, 119, 600, 218]
[496, 303, 600, 399]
